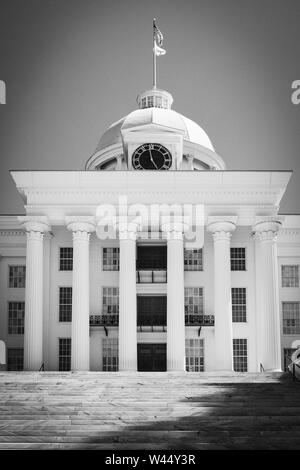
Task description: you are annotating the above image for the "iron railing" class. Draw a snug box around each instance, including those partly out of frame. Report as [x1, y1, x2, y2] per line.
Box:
[89, 314, 119, 326]
[185, 314, 215, 326]
[90, 313, 215, 327]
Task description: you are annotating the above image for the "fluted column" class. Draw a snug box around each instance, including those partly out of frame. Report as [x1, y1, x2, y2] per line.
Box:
[118, 221, 139, 371]
[162, 221, 187, 371]
[18, 216, 50, 370]
[66, 216, 95, 371]
[253, 217, 282, 371]
[207, 216, 237, 371]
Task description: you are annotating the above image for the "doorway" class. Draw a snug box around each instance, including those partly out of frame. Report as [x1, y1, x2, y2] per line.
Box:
[137, 343, 166, 371]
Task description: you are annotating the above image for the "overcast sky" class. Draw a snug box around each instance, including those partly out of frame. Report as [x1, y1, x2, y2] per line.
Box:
[0, 0, 299, 214]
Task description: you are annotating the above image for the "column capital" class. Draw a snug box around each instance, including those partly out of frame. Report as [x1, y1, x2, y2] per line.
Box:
[206, 216, 237, 241]
[65, 216, 96, 234]
[161, 218, 189, 240]
[115, 217, 141, 241]
[18, 216, 51, 234]
[252, 216, 283, 242]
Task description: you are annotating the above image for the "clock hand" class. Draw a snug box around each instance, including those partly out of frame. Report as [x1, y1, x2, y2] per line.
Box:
[149, 149, 159, 170]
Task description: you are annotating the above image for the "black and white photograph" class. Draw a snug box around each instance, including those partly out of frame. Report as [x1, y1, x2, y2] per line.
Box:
[0, 0, 300, 456]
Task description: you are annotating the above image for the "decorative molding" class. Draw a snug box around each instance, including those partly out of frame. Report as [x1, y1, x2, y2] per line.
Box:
[206, 216, 238, 238]
[18, 216, 50, 234]
[65, 216, 96, 234]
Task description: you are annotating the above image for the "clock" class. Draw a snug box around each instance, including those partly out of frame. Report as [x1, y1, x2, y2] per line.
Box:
[132, 143, 172, 170]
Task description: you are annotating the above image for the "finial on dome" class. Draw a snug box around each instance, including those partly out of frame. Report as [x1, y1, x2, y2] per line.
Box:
[137, 88, 173, 109]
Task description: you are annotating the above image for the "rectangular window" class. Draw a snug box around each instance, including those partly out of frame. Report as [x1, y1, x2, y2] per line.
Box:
[283, 348, 297, 372]
[8, 302, 25, 335]
[59, 287, 72, 322]
[233, 339, 248, 372]
[282, 302, 300, 334]
[7, 348, 23, 371]
[231, 248, 246, 271]
[9, 266, 26, 288]
[185, 287, 204, 314]
[185, 339, 204, 372]
[232, 288, 247, 322]
[184, 249, 203, 271]
[59, 247, 73, 271]
[103, 338, 119, 371]
[59, 338, 71, 371]
[103, 287, 119, 314]
[103, 247, 120, 271]
[282, 265, 299, 287]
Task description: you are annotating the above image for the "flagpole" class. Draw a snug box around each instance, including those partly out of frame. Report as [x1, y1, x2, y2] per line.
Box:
[153, 18, 157, 89]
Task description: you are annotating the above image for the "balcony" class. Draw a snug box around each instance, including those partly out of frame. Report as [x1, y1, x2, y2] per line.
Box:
[136, 270, 167, 283]
[89, 314, 119, 327]
[185, 314, 215, 326]
[89, 313, 215, 328]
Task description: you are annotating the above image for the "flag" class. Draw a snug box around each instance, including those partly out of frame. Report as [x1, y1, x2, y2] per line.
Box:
[153, 42, 166, 56]
[153, 19, 166, 55]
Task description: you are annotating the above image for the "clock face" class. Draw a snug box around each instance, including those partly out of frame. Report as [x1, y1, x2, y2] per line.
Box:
[132, 143, 172, 170]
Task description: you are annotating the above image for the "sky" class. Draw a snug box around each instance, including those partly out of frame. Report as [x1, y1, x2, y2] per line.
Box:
[0, 0, 299, 214]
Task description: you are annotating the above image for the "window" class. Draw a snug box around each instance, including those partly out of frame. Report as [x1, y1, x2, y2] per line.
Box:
[232, 288, 247, 322]
[103, 338, 118, 371]
[282, 302, 300, 334]
[184, 249, 203, 271]
[59, 247, 73, 271]
[59, 338, 71, 371]
[103, 287, 119, 314]
[9, 266, 26, 288]
[59, 287, 72, 322]
[185, 339, 204, 372]
[103, 248, 119, 271]
[185, 288, 204, 315]
[233, 339, 248, 372]
[137, 246, 167, 270]
[8, 302, 25, 335]
[7, 348, 23, 371]
[231, 248, 246, 271]
[284, 348, 297, 372]
[282, 265, 299, 287]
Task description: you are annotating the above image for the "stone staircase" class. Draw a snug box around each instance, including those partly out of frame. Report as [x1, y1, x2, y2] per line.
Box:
[0, 371, 299, 450]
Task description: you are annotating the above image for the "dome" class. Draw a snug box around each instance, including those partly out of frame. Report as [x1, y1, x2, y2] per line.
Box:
[86, 88, 225, 171]
[95, 107, 214, 154]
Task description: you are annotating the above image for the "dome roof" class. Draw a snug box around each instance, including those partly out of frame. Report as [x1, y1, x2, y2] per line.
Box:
[95, 107, 214, 154]
[86, 88, 224, 171]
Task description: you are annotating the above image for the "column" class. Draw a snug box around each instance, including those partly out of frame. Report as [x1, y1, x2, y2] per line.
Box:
[18, 216, 50, 371]
[207, 216, 237, 371]
[118, 221, 138, 371]
[253, 217, 282, 371]
[162, 221, 186, 371]
[66, 216, 95, 371]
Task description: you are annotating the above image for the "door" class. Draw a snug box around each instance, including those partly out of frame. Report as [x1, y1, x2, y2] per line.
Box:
[137, 343, 166, 371]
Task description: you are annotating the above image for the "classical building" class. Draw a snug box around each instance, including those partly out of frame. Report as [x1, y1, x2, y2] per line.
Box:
[0, 87, 300, 373]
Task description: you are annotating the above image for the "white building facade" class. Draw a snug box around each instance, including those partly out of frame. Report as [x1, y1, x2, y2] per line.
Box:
[0, 88, 300, 373]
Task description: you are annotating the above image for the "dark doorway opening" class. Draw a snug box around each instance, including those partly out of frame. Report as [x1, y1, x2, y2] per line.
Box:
[137, 296, 167, 326]
[137, 343, 167, 371]
[137, 245, 167, 270]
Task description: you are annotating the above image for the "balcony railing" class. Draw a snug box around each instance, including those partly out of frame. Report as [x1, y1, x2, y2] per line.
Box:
[136, 270, 167, 283]
[90, 314, 119, 326]
[89, 313, 215, 327]
[185, 314, 215, 326]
